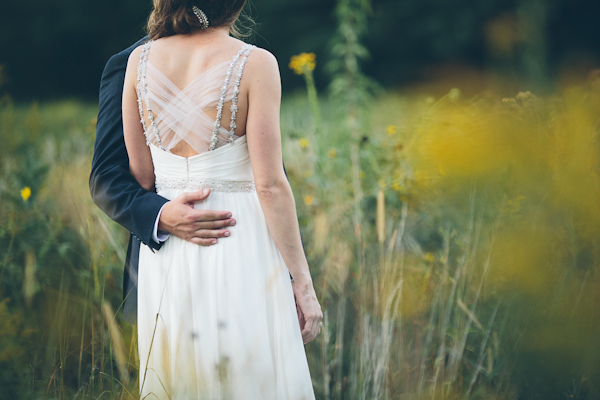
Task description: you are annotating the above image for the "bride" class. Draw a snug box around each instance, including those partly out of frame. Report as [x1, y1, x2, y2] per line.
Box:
[121, 0, 323, 398]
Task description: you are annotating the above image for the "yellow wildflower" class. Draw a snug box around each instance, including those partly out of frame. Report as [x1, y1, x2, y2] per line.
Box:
[386, 125, 397, 135]
[327, 148, 337, 158]
[392, 181, 402, 192]
[298, 138, 310, 149]
[289, 53, 316, 75]
[304, 195, 315, 206]
[20, 187, 32, 202]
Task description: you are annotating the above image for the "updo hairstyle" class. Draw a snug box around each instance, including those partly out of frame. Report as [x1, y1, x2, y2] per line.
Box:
[147, 0, 248, 40]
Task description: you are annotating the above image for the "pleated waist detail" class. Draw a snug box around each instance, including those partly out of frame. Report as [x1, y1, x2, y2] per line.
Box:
[149, 136, 255, 194]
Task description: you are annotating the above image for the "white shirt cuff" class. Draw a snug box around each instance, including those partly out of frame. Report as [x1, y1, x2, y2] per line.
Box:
[153, 204, 170, 243]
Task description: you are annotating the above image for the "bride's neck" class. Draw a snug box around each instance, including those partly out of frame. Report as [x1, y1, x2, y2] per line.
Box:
[185, 26, 231, 42]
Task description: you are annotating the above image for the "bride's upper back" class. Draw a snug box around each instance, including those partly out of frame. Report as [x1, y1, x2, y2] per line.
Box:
[147, 34, 246, 93]
[134, 33, 256, 157]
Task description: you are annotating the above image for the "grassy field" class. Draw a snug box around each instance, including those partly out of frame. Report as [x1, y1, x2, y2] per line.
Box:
[1, 79, 600, 399]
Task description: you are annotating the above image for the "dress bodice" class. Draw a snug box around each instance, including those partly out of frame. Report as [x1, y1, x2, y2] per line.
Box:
[150, 135, 255, 196]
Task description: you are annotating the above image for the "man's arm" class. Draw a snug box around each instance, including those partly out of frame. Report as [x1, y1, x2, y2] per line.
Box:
[90, 41, 235, 248]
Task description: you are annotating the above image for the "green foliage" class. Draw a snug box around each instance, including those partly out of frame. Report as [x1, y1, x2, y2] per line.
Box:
[328, 0, 379, 106]
[0, 96, 130, 398]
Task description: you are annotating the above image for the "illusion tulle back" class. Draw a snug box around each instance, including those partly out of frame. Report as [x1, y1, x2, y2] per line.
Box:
[137, 41, 253, 155]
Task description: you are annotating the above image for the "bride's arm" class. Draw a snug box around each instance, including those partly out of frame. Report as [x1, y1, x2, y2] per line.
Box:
[122, 47, 155, 191]
[245, 49, 323, 344]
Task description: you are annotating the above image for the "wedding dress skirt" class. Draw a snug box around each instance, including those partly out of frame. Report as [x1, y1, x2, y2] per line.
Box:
[137, 136, 315, 399]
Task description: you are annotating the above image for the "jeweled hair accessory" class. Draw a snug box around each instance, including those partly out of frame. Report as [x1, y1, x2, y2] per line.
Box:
[192, 6, 209, 30]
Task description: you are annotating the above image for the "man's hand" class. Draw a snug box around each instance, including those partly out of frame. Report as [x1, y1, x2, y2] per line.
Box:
[158, 189, 235, 246]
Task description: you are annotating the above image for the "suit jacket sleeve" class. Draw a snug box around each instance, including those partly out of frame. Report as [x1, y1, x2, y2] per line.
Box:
[89, 42, 168, 251]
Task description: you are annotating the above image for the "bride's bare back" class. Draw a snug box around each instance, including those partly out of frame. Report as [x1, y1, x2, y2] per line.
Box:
[132, 32, 252, 158]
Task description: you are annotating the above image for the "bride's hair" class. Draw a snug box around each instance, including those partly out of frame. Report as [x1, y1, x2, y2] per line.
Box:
[147, 0, 249, 40]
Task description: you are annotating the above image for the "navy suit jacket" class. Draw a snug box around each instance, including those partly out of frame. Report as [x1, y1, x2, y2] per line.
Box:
[89, 37, 167, 325]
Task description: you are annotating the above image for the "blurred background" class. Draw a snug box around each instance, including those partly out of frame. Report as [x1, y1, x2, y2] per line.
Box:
[1, 0, 599, 99]
[1, 0, 600, 399]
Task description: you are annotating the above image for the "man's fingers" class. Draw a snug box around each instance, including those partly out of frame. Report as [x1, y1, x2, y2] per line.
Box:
[192, 229, 231, 239]
[173, 193, 233, 222]
[190, 237, 218, 246]
[177, 189, 210, 204]
[194, 210, 233, 222]
[191, 218, 236, 230]
[182, 208, 233, 224]
[159, 194, 235, 245]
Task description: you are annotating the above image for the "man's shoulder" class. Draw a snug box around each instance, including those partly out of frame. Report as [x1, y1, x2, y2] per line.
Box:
[117, 36, 149, 58]
[105, 36, 149, 69]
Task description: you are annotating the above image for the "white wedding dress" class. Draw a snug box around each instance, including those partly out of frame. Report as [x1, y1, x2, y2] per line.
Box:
[134, 41, 315, 399]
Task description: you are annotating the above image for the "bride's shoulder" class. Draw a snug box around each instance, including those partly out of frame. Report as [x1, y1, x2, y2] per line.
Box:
[245, 46, 280, 76]
[126, 43, 147, 64]
[246, 45, 277, 63]
[242, 46, 281, 97]
[130, 44, 144, 57]
[123, 44, 146, 75]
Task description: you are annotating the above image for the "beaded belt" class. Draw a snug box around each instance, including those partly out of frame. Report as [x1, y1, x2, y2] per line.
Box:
[155, 177, 256, 193]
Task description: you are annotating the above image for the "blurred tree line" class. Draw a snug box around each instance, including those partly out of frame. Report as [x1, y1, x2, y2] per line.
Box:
[0, 0, 598, 100]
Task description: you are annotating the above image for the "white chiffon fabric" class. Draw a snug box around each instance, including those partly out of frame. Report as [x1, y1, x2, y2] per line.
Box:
[135, 41, 315, 400]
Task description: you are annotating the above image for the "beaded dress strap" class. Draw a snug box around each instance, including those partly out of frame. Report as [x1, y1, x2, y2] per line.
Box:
[209, 44, 255, 151]
[135, 42, 150, 147]
[136, 40, 165, 150]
